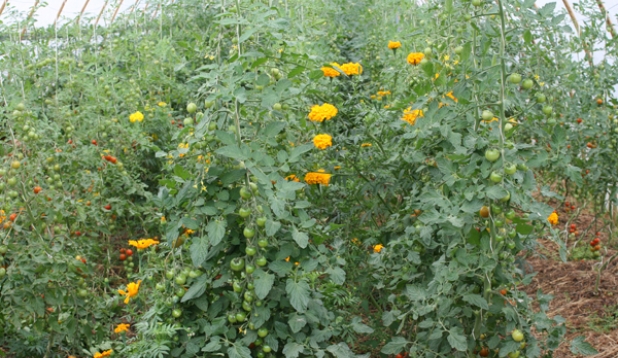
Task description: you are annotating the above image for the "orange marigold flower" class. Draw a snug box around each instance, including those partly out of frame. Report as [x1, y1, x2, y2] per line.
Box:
[285, 174, 300, 182]
[401, 107, 424, 125]
[118, 280, 141, 304]
[114, 323, 130, 334]
[547, 212, 559, 225]
[321, 63, 342, 78]
[308, 103, 338, 123]
[313, 134, 333, 150]
[377, 90, 391, 97]
[407, 52, 424, 65]
[373, 244, 384, 253]
[445, 91, 458, 102]
[304, 171, 332, 186]
[340, 62, 363, 76]
[388, 41, 401, 50]
[129, 239, 160, 250]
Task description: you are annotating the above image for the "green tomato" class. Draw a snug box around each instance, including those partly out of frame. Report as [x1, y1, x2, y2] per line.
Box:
[165, 270, 175, 280]
[208, 122, 217, 131]
[262, 345, 272, 353]
[233, 281, 243, 293]
[506, 210, 516, 220]
[242, 300, 252, 311]
[176, 287, 185, 298]
[454, 46, 464, 55]
[481, 110, 494, 121]
[247, 282, 255, 290]
[509, 229, 517, 238]
[0, 245, 7, 254]
[472, 0, 482, 6]
[236, 312, 246, 322]
[256, 257, 267, 267]
[187, 102, 197, 113]
[505, 164, 517, 175]
[508, 351, 520, 358]
[522, 79, 534, 89]
[504, 123, 513, 132]
[243, 227, 255, 239]
[239, 208, 251, 218]
[228, 314, 237, 323]
[257, 352, 265, 358]
[257, 327, 269, 338]
[258, 239, 268, 248]
[204, 100, 215, 109]
[256, 217, 267, 227]
[245, 264, 255, 274]
[536, 93, 546, 103]
[239, 187, 252, 199]
[494, 220, 504, 228]
[501, 191, 511, 202]
[230, 258, 245, 271]
[183, 117, 194, 126]
[156, 283, 166, 292]
[490, 171, 503, 183]
[485, 149, 500, 162]
[509, 73, 522, 84]
[244, 291, 254, 302]
[273, 103, 282, 111]
[175, 275, 186, 286]
[0, 267, 7, 278]
[512, 329, 524, 342]
[189, 270, 201, 278]
[542, 106, 553, 115]
[245, 246, 257, 256]
[172, 308, 182, 318]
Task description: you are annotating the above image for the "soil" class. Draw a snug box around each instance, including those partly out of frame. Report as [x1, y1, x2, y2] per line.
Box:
[522, 194, 618, 358]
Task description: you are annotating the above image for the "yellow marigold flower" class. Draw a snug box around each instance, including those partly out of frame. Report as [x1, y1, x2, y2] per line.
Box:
[285, 256, 291, 262]
[129, 111, 144, 123]
[94, 353, 103, 358]
[184, 228, 195, 235]
[0, 209, 5, 222]
[340, 62, 363, 76]
[304, 171, 332, 186]
[114, 323, 130, 334]
[102, 350, 113, 357]
[334, 165, 341, 170]
[361, 143, 372, 147]
[158, 101, 167, 107]
[308, 103, 338, 123]
[118, 280, 141, 304]
[434, 73, 440, 80]
[445, 91, 458, 102]
[407, 52, 424, 65]
[547, 212, 559, 225]
[388, 41, 401, 50]
[285, 174, 300, 182]
[321, 63, 341, 78]
[377, 90, 391, 97]
[373, 244, 384, 253]
[313, 134, 333, 150]
[129, 239, 160, 250]
[401, 107, 424, 125]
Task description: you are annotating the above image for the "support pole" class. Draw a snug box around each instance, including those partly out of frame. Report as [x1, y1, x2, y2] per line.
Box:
[94, 0, 109, 28]
[20, 0, 40, 40]
[76, 0, 91, 26]
[596, 0, 616, 38]
[110, 0, 125, 23]
[54, 0, 69, 26]
[0, 0, 8, 17]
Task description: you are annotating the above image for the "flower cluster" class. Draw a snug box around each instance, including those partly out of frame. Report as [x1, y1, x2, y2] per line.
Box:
[129, 111, 144, 123]
[114, 323, 130, 334]
[304, 170, 332, 186]
[285, 174, 300, 182]
[373, 244, 384, 253]
[313, 134, 333, 150]
[401, 107, 424, 125]
[129, 238, 160, 250]
[340, 62, 363, 76]
[308, 103, 338, 122]
[388, 41, 401, 50]
[407, 52, 424, 65]
[321, 63, 341, 78]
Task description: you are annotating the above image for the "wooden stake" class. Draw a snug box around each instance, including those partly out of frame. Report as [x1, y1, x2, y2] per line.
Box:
[110, 0, 125, 23]
[76, 0, 91, 26]
[20, 0, 40, 40]
[0, 0, 8, 17]
[94, 0, 109, 28]
[54, 0, 69, 26]
[129, 0, 140, 15]
[596, 0, 616, 38]
[561, 0, 580, 36]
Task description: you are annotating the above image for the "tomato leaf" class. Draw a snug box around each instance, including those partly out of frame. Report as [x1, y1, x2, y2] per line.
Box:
[254, 269, 275, 300]
[207, 219, 227, 246]
[190, 236, 210, 267]
[447, 326, 468, 351]
[282, 342, 305, 358]
[286, 278, 310, 313]
[288, 314, 307, 333]
[227, 344, 252, 358]
[291, 226, 309, 248]
[181, 276, 209, 302]
[351, 316, 374, 334]
[325, 343, 356, 358]
[380, 336, 409, 354]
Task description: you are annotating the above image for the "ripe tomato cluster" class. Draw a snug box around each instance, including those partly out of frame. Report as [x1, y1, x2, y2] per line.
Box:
[395, 352, 409, 358]
[568, 223, 578, 236]
[589, 236, 602, 257]
[564, 201, 576, 213]
[119, 247, 134, 262]
[102, 154, 118, 164]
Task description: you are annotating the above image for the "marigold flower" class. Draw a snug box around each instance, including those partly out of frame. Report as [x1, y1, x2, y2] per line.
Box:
[313, 134, 333, 150]
[114, 323, 130, 334]
[129, 111, 144, 123]
[445, 91, 458, 102]
[407, 52, 424, 65]
[361, 143, 372, 147]
[308, 103, 338, 123]
[102, 350, 113, 357]
[285, 174, 300, 182]
[547, 212, 559, 225]
[340, 62, 363, 76]
[401, 107, 424, 125]
[304, 171, 332, 186]
[118, 280, 141, 304]
[129, 239, 160, 250]
[158, 101, 167, 107]
[377, 90, 391, 97]
[184, 228, 195, 235]
[388, 41, 401, 50]
[321, 63, 341, 78]
[373, 244, 384, 253]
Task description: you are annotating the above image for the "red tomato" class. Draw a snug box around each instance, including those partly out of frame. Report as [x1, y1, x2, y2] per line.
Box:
[120, 248, 126, 254]
[9, 213, 17, 222]
[33, 186, 42, 194]
[91, 139, 98, 146]
[104, 204, 112, 211]
[126, 249, 133, 257]
[119, 254, 126, 261]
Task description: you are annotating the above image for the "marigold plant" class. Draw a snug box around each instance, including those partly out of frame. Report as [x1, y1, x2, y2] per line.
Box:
[308, 103, 338, 122]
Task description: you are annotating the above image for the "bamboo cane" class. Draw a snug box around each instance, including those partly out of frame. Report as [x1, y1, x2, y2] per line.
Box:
[20, 0, 40, 40]
[110, 0, 125, 23]
[0, 0, 8, 17]
[76, 0, 91, 26]
[94, 0, 109, 27]
[54, 0, 69, 26]
[561, 0, 581, 36]
[596, 0, 616, 38]
[129, 0, 140, 15]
